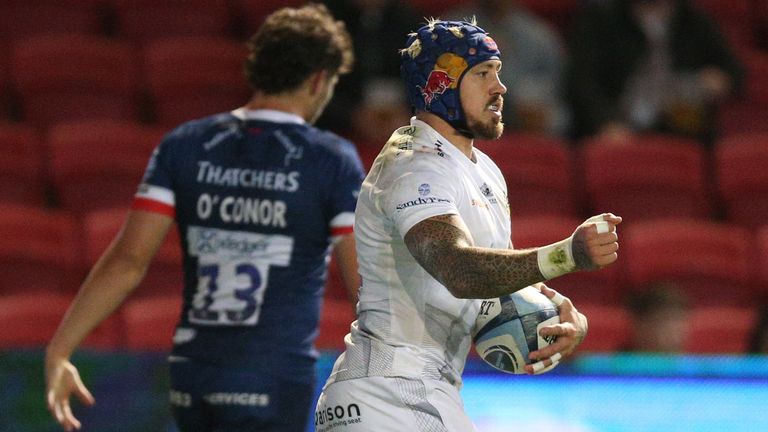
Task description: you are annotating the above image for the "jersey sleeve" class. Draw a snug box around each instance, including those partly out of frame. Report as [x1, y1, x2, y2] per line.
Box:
[328, 140, 366, 243]
[132, 135, 176, 218]
[383, 156, 460, 238]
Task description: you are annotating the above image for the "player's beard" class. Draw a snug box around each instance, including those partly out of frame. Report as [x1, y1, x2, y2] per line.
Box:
[465, 97, 504, 140]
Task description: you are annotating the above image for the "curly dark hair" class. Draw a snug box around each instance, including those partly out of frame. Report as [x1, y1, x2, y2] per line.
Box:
[244, 3, 354, 94]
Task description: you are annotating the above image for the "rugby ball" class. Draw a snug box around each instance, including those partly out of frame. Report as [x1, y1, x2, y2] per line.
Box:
[472, 286, 560, 374]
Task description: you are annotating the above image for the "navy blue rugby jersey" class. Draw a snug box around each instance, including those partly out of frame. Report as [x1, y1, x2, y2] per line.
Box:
[132, 109, 365, 379]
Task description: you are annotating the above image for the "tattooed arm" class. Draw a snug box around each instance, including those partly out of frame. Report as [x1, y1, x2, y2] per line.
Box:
[403, 213, 621, 299]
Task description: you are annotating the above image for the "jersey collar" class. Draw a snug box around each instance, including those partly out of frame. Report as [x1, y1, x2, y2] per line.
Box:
[231, 108, 306, 125]
[410, 117, 476, 163]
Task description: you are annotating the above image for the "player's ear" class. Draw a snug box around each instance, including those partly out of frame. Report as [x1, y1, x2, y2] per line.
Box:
[308, 70, 328, 95]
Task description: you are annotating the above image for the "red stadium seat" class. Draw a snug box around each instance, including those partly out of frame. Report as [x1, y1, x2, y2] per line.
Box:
[0, 292, 122, 350]
[0, 0, 105, 41]
[715, 133, 768, 229]
[47, 120, 165, 214]
[324, 254, 354, 302]
[512, 215, 622, 305]
[519, 0, 579, 36]
[352, 138, 383, 172]
[476, 133, 577, 218]
[316, 299, 355, 351]
[112, 0, 231, 44]
[576, 303, 631, 353]
[123, 295, 181, 351]
[739, 49, 768, 104]
[757, 226, 768, 299]
[718, 100, 768, 136]
[685, 306, 757, 353]
[692, 0, 753, 46]
[142, 37, 251, 127]
[580, 134, 711, 223]
[408, 0, 468, 17]
[9, 35, 139, 130]
[0, 204, 82, 296]
[623, 219, 757, 307]
[231, 0, 304, 36]
[82, 207, 183, 299]
[0, 123, 47, 206]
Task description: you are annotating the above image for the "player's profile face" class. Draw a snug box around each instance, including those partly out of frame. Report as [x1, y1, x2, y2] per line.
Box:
[460, 60, 506, 140]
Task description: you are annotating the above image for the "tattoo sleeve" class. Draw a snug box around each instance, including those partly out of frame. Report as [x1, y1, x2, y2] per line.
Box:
[404, 214, 545, 299]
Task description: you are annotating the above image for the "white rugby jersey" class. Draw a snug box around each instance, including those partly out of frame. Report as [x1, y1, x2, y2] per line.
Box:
[327, 118, 511, 389]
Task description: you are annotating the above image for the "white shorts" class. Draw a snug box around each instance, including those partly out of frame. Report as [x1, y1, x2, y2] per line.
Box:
[314, 376, 477, 432]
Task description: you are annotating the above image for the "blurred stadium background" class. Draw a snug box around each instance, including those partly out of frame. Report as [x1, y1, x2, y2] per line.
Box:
[1, 0, 767, 431]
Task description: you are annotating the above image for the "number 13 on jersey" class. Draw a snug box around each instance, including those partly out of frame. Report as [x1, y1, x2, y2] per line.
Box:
[187, 226, 293, 326]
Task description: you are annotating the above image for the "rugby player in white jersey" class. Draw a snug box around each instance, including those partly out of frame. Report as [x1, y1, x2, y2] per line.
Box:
[314, 18, 622, 432]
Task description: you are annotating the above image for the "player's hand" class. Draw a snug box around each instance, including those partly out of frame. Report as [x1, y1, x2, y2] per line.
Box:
[571, 213, 622, 271]
[45, 358, 95, 431]
[526, 285, 588, 375]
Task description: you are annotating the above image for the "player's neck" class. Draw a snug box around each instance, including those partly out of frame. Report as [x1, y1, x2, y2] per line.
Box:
[243, 91, 313, 122]
[416, 112, 474, 160]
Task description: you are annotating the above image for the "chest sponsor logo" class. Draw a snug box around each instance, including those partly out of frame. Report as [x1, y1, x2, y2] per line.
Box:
[395, 196, 451, 210]
[196, 161, 300, 192]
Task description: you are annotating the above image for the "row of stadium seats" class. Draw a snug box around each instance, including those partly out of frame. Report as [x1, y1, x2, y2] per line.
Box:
[0, 0, 301, 44]
[484, 132, 768, 229]
[0, 35, 252, 129]
[3, 201, 767, 306]
[0, 284, 758, 354]
[9, 119, 762, 224]
[0, 0, 762, 47]
[1, 3, 768, 131]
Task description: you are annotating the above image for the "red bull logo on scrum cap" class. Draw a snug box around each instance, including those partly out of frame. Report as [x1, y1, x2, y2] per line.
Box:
[417, 53, 467, 107]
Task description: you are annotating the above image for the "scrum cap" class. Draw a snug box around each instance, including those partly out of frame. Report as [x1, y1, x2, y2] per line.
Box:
[400, 19, 500, 135]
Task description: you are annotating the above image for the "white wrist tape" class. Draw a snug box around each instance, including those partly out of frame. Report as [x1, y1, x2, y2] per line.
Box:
[537, 236, 576, 280]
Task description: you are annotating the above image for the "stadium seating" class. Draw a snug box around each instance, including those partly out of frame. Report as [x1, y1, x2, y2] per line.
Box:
[715, 133, 768, 228]
[231, 0, 305, 37]
[0, 292, 123, 350]
[316, 298, 355, 351]
[622, 218, 756, 307]
[82, 207, 183, 299]
[757, 226, 768, 301]
[112, 0, 231, 44]
[123, 295, 181, 351]
[142, 36, 251, 127]
[519, 0, 580, 36]
[476, 133, 577, 218]
[692, 0, 754, 47]
[0, 123, 46, 206]
[511, 214, 622, 304]
[0, 0, 105, 41]
[406, 0, 467, 17]
[718, 100, 768, 135]
[9, 34, 139, 130]
[685, 306, 758, 353]
[580, 134, 711, 223]
[575, 303, 631, 353]
[0, 203, 82, 296]
[47, 120, 165, 214]
[739, 49, 768, 104]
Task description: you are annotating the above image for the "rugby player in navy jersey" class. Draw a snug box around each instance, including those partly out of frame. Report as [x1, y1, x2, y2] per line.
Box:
[45, 4, 363, 432]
